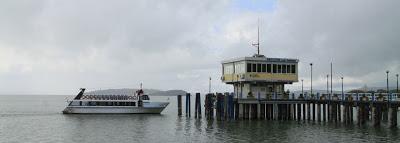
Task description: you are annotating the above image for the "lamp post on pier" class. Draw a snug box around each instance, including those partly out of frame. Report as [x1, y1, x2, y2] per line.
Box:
[396, 74, 399, 98]
[310, 63, 313, 96]
[330, 62, 333, 98]
[326, 74, 329, 94]
[301, 79, 304, 97]
[396, 74, 399, 93]
[341, 77, 344, 100]
[209, 77, 212, 94]
[386, 71, 389, 103]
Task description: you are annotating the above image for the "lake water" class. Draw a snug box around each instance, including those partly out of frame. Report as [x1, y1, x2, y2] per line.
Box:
[0, 95, 399, 143]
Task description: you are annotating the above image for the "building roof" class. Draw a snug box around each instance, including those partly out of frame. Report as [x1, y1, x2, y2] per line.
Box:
[222, 54, 299, 64]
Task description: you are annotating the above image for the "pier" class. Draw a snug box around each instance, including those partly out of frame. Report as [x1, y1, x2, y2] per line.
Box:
[178, 93, 400, 127]
[175, 49, 400, 128]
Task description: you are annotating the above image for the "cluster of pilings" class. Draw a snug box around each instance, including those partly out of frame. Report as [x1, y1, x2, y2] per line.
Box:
[177, 93, 399, 127]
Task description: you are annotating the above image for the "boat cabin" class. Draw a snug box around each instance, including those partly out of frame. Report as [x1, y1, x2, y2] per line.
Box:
[68, 94, 150, 107]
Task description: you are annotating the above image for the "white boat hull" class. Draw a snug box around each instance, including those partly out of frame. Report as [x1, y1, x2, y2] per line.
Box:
[63, 102, 169, 114]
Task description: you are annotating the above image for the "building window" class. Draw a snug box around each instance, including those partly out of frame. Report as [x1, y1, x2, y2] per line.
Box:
[257, 64, 261, 72]
[247, 63, 251, 72]
[252, 64, 256, 72]
[273, 64, 277, 73]
[267, 64, 271, 73]
[287, 65, 291, 74]
[223, 64, 234, 74]
[291, 65, 296, 73]
[235, 62, 245, 73]
[277, 65, 282, 73]
[282, 64, 286, 73]
[262, 64, 266, 72]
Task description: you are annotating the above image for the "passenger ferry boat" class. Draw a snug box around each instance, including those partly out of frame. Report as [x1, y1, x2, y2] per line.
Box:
[62, 88, 169, 114]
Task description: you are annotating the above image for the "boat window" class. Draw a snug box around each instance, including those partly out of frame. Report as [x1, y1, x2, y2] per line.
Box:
[282, 64, 286, 73]
[247, 63, 251, 72]
[291, 65, 296, 73]
[257, 64, 261, 72]
[267, 64, 271, 73]
[142, 95, 150, 100]
[262, 64, 266, 72]
[273, 64, 277, 73]
[252, 64, 256, 72]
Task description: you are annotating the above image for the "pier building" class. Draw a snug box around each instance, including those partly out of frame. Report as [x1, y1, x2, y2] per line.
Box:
[221, 54, 299, 99]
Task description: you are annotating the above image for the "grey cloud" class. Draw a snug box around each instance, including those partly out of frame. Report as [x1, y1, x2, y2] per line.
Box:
[0, 0, 399, 94]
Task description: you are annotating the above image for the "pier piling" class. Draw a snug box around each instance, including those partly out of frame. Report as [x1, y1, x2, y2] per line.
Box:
[189, 91, 399, 128]
[178, 95, 182, 116]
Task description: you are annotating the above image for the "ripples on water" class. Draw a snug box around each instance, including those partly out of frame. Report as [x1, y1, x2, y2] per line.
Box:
[0, 95, 399, 143]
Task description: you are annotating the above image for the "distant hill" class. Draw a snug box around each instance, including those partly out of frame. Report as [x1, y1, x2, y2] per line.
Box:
[85, 88, 186, 96]
[353, 86, 398, 92]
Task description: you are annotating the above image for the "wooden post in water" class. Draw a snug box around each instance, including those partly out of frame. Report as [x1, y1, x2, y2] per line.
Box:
[257, 104, 261, 119]
[204, 93, 214, 120]
[328, 101, 331, 122]
[323, 102, 327, 122]
[216, 93, 225, 121]
[343, 102, 348, 124]
[338, 102, 342, 122]
[195, 93, 198, 118]
[248, 104, 251, 120]
[307, 102, 311, 121]
[216, 93, 220, 120]
[186, 93, 191, 117]
[332, 95, 338, 122]
[293, 103, 296, 120]
[288, 104, 291, 120]
[358, 103, 363, 125]
[195, 93, 201, 118]
[267, 104, 270, 120]
[313, 102, 316, 121]
[228, 93, 234, 120]
[243, 104, 248, 119]
[358, 96, 368, 125]
[273, 103, 278, 120]
[198, 94, 202, 118]
[349, 102, 353, 123]
[297, 103, 301, 121]
[317, 102, 321, 122]
[302, 103, 306, 121]
[224, 93, 229, 120]
[390, 104, 398, 127]
[271, 104, 275, 120]
[239, 103, 244, 119]
[277, 104, 281, 120]
[373, 102, 381, 126]
[269, 104, 273, 120]
[178, 95, 182, 116]
[235, 100, 239, 120]
[248, 104, 252, 120]
[320, 95, 326, 122]
[260, 104, 265, 119]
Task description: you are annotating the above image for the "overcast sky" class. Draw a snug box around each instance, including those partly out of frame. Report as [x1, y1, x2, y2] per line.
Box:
[0, 0, 399, 94]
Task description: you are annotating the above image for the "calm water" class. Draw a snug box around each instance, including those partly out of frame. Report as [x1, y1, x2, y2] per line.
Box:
[0, 95, 399, 143]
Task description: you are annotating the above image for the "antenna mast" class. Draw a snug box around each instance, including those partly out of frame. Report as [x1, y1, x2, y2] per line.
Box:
[252, 20, 260, 55]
